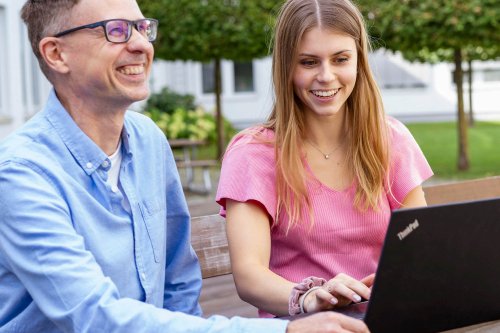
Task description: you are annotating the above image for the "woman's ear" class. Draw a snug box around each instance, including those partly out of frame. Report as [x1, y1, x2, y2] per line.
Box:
[39, 37, 70, 74]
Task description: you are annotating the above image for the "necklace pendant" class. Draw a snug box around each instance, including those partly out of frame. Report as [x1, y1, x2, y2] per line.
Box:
[324, 154, 330, 159]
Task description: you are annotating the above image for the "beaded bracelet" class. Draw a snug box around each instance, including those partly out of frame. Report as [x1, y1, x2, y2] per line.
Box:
[288, 276, 327, 315]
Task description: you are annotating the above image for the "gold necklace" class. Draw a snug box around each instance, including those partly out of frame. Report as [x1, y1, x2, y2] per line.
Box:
[307, 140, 343, 160]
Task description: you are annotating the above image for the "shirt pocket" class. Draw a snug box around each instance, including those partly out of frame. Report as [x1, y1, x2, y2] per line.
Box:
[139, 198, 166, 263]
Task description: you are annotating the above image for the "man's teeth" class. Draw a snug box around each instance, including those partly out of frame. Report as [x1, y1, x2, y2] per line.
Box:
[118, 66, 144, 75]
[312, 89, 339, 97]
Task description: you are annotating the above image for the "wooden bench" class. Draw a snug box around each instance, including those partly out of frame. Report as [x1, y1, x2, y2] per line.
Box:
[423, 176, 500, 206]
[191, 176, 500, 318]
[191, 214, 258, 318]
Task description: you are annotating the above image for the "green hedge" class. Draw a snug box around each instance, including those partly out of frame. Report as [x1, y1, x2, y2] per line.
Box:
[143, 88, 236, 145]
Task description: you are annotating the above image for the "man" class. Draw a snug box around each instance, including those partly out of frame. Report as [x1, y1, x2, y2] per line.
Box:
[0, 0, 369, 332]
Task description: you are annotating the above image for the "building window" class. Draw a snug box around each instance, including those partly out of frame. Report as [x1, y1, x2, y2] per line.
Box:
[483, 69, 500, 82]
[0, 6, 7, 117]
[202, 62, 215, 94]
[233, 61, 254, 92]
[454, 68, 500, 84]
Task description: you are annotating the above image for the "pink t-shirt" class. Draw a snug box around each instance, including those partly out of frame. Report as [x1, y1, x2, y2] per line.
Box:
[216, 117, 433, 317]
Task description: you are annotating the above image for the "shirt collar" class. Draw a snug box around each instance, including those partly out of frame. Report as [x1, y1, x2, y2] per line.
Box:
[121, 119, 133, 158]
[44, 89, 109, 175]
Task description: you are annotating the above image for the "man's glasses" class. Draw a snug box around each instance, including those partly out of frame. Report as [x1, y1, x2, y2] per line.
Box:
[54, 18, 158, 43]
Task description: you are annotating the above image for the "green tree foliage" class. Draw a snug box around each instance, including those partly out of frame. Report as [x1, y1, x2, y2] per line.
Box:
[362, 0, 498, 54]
[358, 0, 500, 171]
[138, 0, 279, 158]
[144, 87, 197, 115]
[138, 0, 277, 61]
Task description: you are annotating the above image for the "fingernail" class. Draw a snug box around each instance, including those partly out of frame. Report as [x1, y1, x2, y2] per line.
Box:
[353, 294, 362, 302]
[330, 297, 338, 305]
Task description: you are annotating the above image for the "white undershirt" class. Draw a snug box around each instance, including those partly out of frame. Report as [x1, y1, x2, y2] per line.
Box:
[107, 141, 131, 213]
[108, 141, 123, 189]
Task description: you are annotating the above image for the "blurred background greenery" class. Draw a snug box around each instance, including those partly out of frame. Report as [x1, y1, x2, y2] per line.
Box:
[143, 88, 237, 154]
[138, 0, 500, 181]
[407, 121, 500, 180]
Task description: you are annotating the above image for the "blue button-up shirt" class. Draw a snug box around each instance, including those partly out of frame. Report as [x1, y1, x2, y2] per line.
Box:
[0, 90, 288, 333]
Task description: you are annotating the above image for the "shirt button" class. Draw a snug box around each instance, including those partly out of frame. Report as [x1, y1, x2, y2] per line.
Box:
[101, 160, 110, 168]
[85, 162, 93, 169]
[141, 273, 146, 280]
[111, 185, 119, 193]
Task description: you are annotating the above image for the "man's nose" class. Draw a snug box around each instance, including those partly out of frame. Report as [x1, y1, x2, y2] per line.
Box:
[126, 28, 154, 52]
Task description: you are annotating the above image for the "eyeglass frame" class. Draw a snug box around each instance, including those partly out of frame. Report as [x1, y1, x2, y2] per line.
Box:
[53, 18, 159, 44]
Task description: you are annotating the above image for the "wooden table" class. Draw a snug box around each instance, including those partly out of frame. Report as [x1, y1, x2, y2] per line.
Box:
[169, 139, 217, 194]
[169, 139, 206, 163]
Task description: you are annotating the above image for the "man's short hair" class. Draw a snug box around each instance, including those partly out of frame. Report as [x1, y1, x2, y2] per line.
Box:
[21, 0, 80, 77]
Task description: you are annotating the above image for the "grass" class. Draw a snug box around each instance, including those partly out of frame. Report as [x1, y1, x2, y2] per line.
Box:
[406, 121, 500, 180]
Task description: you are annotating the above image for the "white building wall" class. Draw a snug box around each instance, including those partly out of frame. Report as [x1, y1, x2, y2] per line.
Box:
[1, 0, 499, 138]
[0, 0, 51, 139]
[0, 4, 7, 123]
[140, 57, 276, 128]
[463, 61, 500, 120]
[0, 0, 23, 137]
[146, 56, 470, 128]
[143, 51, 499, 129]
[194, 58, 275, 128]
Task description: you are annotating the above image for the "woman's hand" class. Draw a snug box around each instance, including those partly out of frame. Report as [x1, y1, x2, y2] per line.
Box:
[302, 273, 375, 313]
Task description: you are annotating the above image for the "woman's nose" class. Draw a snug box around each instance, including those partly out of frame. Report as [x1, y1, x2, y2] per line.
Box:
[317, 64, 336, 83]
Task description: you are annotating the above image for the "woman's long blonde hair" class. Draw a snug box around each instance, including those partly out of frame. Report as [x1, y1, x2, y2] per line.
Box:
[265, 0, 389, 228]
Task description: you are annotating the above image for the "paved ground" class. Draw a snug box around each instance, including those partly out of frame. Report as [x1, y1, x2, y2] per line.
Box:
[186, 191, 220, 217]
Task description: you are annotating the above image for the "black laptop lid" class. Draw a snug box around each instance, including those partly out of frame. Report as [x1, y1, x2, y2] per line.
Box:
[364, 197, 500, 333]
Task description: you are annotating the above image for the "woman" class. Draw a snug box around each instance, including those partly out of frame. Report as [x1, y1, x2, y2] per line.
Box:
[216, 0, 433, 318]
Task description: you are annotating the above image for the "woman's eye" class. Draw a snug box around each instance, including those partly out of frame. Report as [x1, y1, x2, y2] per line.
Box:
[336, 57, 349, 63]
[300, 59, 317, 66]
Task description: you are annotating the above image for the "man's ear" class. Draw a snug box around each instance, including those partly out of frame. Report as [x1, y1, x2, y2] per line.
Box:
[39, 37, 70, 74]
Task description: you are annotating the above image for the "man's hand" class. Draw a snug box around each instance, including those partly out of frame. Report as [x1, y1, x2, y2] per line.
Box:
[286, 312, 370, 333]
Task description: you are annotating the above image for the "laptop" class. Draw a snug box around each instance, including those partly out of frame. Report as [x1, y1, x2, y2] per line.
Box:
[335, 197, 500, 333]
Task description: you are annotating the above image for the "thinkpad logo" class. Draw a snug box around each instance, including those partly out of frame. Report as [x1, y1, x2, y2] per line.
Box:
[397, 219, 419, 240]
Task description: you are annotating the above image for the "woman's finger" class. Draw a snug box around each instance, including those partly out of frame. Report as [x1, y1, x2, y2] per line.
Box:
[361, 273, 375, 287]
[327, 281, 363, 304]
[315, 287, 339, 305]
[337, 278, 372, 301]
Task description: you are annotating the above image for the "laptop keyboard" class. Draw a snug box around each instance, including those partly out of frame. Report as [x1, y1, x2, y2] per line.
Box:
[333, 301, 368, 320]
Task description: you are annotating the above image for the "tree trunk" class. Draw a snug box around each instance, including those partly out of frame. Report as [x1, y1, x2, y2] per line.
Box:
[454, 49, 469, 171]
[467, 59, 474, 127]
[214, 58, 225, 160]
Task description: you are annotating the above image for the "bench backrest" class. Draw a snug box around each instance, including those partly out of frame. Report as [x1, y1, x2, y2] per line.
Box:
[191, 177, 500, 279]
[423, 176, 500, 206]
[190, 214, 231, 278]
